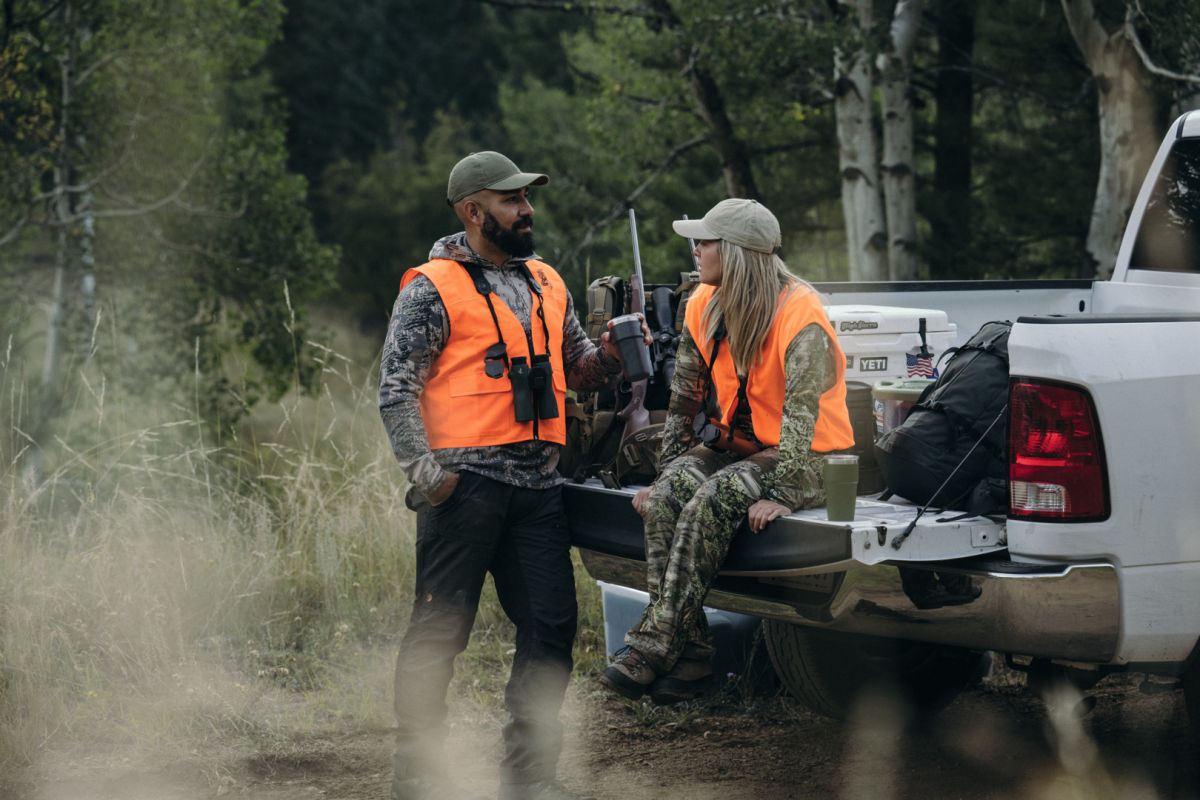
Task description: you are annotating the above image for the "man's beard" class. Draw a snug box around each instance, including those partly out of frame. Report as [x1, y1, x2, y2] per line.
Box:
[482, 210, 535, 258]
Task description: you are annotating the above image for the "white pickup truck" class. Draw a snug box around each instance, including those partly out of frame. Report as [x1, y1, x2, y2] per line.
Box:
[565, 111, 1200, 726]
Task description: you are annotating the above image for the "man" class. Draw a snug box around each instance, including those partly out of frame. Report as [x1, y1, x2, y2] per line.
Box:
[379, 151, 644, 800]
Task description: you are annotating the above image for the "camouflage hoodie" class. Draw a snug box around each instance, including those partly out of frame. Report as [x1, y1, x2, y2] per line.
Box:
[378, 232, 621, 498]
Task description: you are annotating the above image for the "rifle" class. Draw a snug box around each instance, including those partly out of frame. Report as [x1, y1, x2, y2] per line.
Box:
[618, 208, 651, 434]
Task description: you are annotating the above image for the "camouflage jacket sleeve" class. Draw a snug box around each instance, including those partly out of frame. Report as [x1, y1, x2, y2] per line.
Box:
[560, 291, 623, 391]
[377, 274, 450, 497]
[765, 323, 837, 510]
[657, 326, 706, 466]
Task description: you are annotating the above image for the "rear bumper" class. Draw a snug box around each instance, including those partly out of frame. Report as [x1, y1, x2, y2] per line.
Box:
[567, 482, 1119, 663]
[579, 550, 1119, 663]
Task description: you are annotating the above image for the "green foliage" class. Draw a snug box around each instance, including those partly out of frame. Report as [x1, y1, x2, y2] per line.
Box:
[320, 112, 476, 321]
[0, 0, 338, 442]
[518, 3, 845, 286]
[0, 34, 55, 239]
[269, 0, 584, 208]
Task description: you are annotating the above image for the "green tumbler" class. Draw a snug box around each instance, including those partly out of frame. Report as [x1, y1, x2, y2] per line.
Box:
[823, 454, 859, 522]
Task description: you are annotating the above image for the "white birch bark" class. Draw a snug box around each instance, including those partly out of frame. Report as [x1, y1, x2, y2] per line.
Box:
[835, 0, 888, 281]
[878, 0, 922, 280]
[1061, 0, 1158, 278]
[41, 2, 77, 395]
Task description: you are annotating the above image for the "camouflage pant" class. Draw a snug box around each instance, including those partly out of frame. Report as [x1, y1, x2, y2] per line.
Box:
[624, 445, 825, 673]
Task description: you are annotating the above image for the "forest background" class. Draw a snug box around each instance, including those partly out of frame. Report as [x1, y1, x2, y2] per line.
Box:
[0, 0, 1198, 794]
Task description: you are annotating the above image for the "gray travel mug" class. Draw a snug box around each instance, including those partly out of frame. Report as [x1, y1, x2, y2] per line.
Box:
[609, 313, 652, 382]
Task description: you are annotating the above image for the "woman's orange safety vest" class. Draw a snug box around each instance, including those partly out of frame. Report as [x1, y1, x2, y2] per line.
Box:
[685, 282, 854, 452]
[400, 259, 568, 448]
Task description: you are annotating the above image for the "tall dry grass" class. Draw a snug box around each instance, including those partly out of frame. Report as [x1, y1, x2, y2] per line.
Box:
[0, 325, 605, 789]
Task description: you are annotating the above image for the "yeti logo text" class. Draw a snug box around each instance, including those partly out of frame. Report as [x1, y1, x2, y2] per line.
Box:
[840, 320, 879, 332]
[860, 357, 888, 372]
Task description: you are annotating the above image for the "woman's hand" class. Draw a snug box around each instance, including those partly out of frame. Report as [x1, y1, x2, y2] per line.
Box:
[632, 485, 653, 516]
[747, 499, 790, 533]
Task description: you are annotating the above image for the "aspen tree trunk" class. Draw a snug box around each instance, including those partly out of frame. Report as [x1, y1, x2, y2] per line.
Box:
[28, 1, 81, 484]
[878, 0, 922, 280]
[835, 0, 888, 281]
[42, 1, 77, 398]
[1061, 0, 1158, 278]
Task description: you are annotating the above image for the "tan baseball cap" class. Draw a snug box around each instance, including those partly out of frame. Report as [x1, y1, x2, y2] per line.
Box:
[447, 151, 548, 205]
[672, 198, 781, 255]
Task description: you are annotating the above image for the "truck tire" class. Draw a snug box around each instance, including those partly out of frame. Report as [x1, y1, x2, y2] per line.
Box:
[762, 620, 985, 720]
[1184, 659, 1200, 744]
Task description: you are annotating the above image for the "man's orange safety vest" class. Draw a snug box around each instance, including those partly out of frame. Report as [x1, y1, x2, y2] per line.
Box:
[400, 258, 568, 448]
[685, 282, 854, 452]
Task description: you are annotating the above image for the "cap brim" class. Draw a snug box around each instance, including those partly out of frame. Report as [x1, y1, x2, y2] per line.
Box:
[486, 172, 549, 192]
[672, 218, 714, 241]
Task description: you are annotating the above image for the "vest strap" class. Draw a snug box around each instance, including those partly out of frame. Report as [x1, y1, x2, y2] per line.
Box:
[460, 261, 509, 378]
[459, 261, 553, 367]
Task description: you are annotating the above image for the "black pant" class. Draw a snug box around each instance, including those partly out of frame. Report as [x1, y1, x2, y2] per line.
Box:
[392, 471, 577, 787]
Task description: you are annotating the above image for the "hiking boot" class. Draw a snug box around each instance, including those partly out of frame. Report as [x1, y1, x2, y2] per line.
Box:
[498, 779, 597, 800]
[392, 774, 486, 800]
[648, 657, 713, 706]
[598, 646, 657, 699]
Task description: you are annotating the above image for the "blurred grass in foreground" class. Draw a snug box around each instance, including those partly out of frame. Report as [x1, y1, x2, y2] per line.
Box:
[0, 321, 606, 791]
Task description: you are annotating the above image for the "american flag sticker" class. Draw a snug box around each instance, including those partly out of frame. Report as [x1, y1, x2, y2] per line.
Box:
[906, 349, 935, 377]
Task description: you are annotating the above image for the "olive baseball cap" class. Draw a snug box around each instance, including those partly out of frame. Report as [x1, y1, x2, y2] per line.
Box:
[446, 151, 548, 205]
[672, 198, 782, 255]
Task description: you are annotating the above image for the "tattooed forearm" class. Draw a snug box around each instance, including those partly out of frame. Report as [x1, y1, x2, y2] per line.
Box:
[561, 293, 622, 391]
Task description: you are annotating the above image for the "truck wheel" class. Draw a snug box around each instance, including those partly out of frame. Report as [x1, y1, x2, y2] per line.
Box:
[762, 620, 985, 720]
[1184, 659, 1200, 745]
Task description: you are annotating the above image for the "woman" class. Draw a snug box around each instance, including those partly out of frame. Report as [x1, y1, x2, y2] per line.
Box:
[598, 198, 855, 705]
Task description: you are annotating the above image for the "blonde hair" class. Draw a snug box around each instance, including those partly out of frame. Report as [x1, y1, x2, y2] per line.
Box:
[702, 241, 812, 375]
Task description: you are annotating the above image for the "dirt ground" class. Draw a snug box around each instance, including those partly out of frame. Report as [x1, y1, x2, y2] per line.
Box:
[17, 671, 1198, 800]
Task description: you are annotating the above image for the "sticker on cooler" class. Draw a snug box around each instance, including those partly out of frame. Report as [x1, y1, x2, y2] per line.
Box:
[906, 348, 935, 377]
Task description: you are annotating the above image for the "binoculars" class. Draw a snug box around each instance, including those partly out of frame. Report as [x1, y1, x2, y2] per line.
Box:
[510, 354, 559, 423]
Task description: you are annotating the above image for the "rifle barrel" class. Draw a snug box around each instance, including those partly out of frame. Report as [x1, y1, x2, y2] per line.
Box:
[628, 208, 645, 291]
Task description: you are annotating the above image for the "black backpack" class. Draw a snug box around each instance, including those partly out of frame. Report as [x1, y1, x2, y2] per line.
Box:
[874, 320, 1012, 515]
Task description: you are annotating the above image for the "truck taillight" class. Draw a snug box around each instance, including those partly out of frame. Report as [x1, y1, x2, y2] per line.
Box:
[1009, 379, 1109, 522]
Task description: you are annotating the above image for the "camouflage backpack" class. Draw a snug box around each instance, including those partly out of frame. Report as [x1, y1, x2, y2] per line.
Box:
[584, 275, 625, 345]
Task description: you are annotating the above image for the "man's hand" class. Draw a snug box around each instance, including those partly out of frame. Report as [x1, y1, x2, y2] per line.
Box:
[426, 472, 460, 506]
[600, 312, 653, 363]
[632, 485, 653, 516]
[747, 499, 790, 533]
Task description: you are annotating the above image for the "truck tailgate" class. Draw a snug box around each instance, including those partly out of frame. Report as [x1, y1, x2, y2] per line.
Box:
[564, 479, 1006, 574]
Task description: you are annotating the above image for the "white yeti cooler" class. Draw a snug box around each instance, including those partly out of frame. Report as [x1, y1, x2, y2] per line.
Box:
[825, 305, 957, 381]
